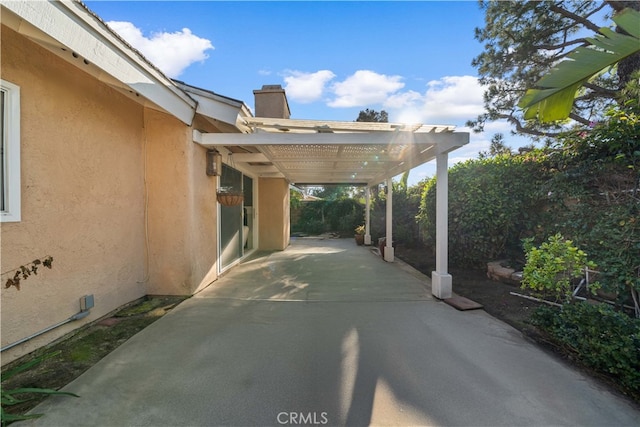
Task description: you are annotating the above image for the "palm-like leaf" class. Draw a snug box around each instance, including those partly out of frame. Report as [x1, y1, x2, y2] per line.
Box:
[519, 8, 640, 122]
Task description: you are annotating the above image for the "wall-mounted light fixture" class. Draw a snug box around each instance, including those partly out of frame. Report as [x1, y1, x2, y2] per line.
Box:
[206, 149, 223, 176]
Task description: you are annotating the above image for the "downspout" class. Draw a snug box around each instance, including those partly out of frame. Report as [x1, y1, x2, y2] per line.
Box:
[1, 296, 94, 353]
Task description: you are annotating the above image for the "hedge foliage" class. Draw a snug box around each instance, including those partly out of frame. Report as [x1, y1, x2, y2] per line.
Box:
[531, 303, 640, 395]
[531, 102, 640, 297]
[369, 181, 424, 247]
[292, 198, 364, 236]
[418, 155, 548, 267]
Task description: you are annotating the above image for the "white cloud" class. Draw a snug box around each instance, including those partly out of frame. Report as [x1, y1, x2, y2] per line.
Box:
[328, 70, 405, 107]
[107, 21, 213, 78]
[384, 90, 422, 110]
[283, 70, 336, 103]
[380, 76, 484, 126]
[419, 75, 485, 123]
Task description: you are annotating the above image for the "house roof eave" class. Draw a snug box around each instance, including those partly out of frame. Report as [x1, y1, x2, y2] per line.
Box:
[173, 80, 253, 133]
[2, 0, 197, 125]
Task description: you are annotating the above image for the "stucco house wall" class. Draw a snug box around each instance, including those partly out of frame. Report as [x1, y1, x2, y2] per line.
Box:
[258, 178, 290, 250]
[1, 25, 147, 362]
[144, 110, 219, 295]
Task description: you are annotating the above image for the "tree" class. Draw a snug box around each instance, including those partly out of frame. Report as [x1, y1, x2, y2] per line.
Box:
[309, 185, 353, 200]
[469, 0, 640, 138]
[356, 108, 388, 123]
[478, 133, 513, 158]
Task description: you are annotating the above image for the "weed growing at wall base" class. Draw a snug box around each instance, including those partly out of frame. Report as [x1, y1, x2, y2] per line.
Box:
[1, 351, 78, 426]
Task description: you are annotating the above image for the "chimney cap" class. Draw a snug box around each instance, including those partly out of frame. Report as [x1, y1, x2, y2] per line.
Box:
[254, 84, 285, 94]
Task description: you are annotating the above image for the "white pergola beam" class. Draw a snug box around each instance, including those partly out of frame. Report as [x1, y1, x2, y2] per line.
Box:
[201, 130, 468, 148]
[201, 131, 399, 146]
[243, 117, 452, 133]
[231, 153, 270, 162]
[244, 165, 281, 174]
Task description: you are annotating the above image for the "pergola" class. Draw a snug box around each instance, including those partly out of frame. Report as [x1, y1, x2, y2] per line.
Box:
[193, 117, 469, 299]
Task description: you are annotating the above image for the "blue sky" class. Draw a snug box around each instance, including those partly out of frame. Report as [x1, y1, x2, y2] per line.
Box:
[85, 1, 532, 184]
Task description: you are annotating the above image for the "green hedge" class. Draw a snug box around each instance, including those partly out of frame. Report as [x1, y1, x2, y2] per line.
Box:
[292, 199, 364, 236]
[531, 303, 640, 395]
[530, 102, 640, 296]
[418, 155, 548, 267]
[369, 182, 424, 247]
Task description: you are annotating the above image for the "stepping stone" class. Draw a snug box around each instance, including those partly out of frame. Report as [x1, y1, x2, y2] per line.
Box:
[98, 317, 122, 326]
[444, 295, 483, 311]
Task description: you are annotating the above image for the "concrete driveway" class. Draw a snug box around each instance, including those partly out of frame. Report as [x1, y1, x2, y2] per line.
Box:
[25, 238, 640, 426]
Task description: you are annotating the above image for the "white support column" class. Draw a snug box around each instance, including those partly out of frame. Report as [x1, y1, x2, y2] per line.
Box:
[364, 186, 372, 245]
[432, 153, 452, 299]
[384, 179, 394, 262]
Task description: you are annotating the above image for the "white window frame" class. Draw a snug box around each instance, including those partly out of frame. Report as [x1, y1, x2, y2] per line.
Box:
[1, 79, 21, 222]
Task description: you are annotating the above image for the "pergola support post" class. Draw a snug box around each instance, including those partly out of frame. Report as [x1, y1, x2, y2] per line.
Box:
[384, 178, 394, 262]
[432, 153, 452, 299]
[364, 186, 372, 245]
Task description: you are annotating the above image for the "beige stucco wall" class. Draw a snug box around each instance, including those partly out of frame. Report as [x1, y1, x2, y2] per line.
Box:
[144, 111, 219, 295]
[258, 178, 290, 250]
[0, 26, 146, 363]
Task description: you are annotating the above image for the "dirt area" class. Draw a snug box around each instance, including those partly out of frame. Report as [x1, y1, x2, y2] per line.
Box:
[393, 245, 541, 332]
[1, 295, 187, 419]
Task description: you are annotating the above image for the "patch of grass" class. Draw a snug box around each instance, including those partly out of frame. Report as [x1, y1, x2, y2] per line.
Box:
[115, 297, 179, 317]
[68, 341, 95, 363]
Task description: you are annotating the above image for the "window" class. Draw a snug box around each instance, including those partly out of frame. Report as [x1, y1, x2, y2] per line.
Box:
[1, 79, 21, 222]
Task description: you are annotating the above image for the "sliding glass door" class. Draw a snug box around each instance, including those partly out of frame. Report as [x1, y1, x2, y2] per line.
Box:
[219, 165, 254, 271]
[219, 164, 243, 270]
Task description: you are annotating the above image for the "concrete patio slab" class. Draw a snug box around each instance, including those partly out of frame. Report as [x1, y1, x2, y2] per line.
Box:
[199, 237, 433, 303]
[22, 238, 640, 426]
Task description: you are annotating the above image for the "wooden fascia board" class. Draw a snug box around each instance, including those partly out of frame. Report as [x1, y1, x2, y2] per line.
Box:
[176, 83, 250, 128]
[3, 0, 196, 125]
[191, 93, 242, 127]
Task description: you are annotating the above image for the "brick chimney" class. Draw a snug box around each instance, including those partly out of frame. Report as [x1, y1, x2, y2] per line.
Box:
[253, 85, 290, 119]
